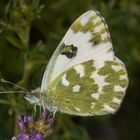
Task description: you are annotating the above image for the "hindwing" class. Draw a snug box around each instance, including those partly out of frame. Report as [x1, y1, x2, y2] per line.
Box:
[46, 59, 128, 116]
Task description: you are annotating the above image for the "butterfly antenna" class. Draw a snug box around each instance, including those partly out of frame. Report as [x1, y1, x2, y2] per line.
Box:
[1, 79, 29, 93]
[0, 91, 29, 94]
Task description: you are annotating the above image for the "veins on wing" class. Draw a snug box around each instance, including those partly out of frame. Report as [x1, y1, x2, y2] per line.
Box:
[60, 43, 78, 58]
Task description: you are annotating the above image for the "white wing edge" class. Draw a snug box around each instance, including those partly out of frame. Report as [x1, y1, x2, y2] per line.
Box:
[40, 42, 62, 92]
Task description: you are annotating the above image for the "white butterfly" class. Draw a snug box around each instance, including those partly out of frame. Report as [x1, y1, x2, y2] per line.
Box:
[25, 10, 129, 116]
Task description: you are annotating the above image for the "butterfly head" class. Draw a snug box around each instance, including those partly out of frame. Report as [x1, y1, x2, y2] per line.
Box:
[25, 88, 57, 114]
[24, 88, 43, 106]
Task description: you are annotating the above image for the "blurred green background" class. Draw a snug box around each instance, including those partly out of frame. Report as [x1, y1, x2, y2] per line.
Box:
[0, 0, 140, 140]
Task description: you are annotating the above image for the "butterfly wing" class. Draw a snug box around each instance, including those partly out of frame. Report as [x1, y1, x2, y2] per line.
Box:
[46, 58, 128, 116]
[41, 10, 114, 92]
[41, 10, 129, 116]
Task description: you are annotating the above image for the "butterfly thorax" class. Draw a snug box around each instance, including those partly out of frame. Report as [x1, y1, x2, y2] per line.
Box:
[24, 88, 44, 105]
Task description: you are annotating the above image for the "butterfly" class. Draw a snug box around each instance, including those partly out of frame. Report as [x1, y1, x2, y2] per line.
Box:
[25, 10, 129, 116]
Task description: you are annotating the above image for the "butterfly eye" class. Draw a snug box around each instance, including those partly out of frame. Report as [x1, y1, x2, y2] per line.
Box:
[60, 43, 78, 58]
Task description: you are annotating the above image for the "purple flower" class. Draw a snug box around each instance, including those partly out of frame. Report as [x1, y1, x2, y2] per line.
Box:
[11, 109, 54, 140]
[18, 134, 29, 140]
[39, 110, 48, 120]
[46, 118, 54, 125]
[33, 133, 44, 140]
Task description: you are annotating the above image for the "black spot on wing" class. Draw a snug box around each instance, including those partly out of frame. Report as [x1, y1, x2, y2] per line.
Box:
[60, 43, 78, 58]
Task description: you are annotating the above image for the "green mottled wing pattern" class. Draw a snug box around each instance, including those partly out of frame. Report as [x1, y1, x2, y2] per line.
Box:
[46, 59, 128, 116]
[71, 10, 111, 44]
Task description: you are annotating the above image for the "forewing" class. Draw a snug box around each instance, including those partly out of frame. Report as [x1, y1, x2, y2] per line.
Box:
[46, 59, 128, 116]
[41, 10, 114, 92]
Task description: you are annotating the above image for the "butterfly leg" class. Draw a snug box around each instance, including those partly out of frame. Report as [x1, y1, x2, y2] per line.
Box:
[42, 100, 46, 111]
[52, 106, 57, 118]
[33, 104, 37, 116]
